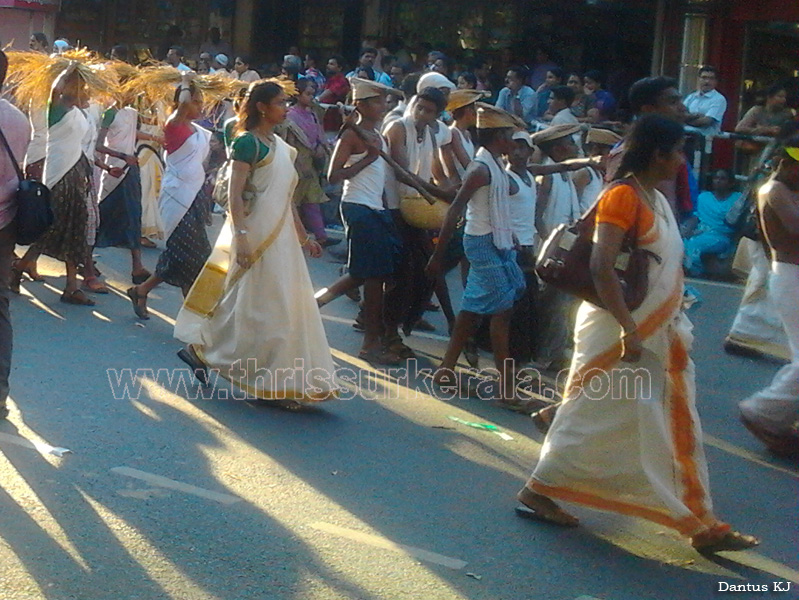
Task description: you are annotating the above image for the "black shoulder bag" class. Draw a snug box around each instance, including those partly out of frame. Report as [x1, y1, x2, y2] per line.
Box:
[0, 126, 53, 245]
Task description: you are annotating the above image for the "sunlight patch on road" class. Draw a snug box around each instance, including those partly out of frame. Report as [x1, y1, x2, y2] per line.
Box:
[78, 489, 221, 599]
[18, 286, 66, 321]
[0, 451, 89, 572]
[308, 521, 467, 570]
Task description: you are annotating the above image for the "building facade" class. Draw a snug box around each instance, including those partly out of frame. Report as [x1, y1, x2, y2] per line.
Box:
[0, 0, 60, 51]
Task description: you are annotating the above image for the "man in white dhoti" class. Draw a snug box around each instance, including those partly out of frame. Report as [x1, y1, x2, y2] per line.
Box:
[739, 144, 799, 456]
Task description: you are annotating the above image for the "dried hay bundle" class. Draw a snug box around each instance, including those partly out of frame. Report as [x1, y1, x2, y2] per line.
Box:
[128, 66, 249, 110]
[5, 49, 119, 109]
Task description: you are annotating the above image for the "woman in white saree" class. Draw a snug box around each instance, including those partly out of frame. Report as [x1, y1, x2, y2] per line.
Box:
[174, 81, 338, 406]
[126, 73, 212, 319]
[518, 116, 758, 554]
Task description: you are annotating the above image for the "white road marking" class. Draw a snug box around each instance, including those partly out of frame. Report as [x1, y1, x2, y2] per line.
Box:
[110, 467, 241, 505]
[308, 521, 467, 570]
[0, 431, 72, 457]
[704, 435, 799, 479]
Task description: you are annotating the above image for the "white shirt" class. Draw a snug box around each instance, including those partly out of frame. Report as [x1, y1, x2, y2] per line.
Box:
[507, 168, 538, 246]
[340, 134, 387, 212]
[684, 88, 727, 135]
[464, 185, 492, 236]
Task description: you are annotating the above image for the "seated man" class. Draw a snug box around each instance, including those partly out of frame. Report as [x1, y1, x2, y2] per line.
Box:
[683, 168, 740, 276]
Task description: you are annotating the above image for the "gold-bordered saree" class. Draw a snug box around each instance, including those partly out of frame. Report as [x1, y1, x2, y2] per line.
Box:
[174, 134, 338, 402]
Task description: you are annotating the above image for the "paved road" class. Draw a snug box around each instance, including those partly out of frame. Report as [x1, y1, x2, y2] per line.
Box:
[1, 225, 797, 600]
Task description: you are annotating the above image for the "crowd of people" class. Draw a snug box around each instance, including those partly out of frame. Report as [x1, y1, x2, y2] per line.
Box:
[0, 28, 797, 559]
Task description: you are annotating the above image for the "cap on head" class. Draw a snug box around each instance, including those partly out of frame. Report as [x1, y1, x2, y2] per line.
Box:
[531, 124, 581, 145]
[446, 89, 490, 113]
[585, 127, 622, 147]
[512, 130, 534, 148]
[475, 102, 526, 130]
[350, 77, 402, 102]
[416, 72, 456, 94]
[215, 54, 229, 67]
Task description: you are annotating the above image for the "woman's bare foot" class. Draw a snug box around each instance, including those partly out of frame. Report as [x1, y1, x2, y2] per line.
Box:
[517, 486, 580, 527]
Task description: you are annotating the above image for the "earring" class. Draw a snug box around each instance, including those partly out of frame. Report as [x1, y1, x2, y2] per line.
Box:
[260, 111, 266, 118]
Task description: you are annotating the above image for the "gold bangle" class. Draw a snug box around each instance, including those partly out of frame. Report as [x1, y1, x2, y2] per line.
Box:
[622, 327, 638, 338]
[300, 236, 311, 246]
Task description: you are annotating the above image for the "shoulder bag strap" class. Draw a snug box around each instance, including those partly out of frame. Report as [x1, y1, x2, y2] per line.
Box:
[0, 126, 25, 183]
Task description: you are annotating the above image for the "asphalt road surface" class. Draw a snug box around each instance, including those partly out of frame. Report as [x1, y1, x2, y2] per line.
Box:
[1, 222, 797, 600]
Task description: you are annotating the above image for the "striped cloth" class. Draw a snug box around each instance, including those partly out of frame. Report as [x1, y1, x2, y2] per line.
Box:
[461, 232, 525, 315]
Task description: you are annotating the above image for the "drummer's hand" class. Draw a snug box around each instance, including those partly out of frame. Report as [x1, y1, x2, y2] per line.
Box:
[108, 166, 125, 178]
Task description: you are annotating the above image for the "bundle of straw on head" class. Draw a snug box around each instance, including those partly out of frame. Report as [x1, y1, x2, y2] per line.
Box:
[6, 48, 119, 109]
[129, 65, 248, 111]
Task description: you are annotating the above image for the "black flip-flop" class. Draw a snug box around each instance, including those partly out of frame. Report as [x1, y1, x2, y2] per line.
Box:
[126, 287, 149, 320]
[132, 270, 152, 285]
[177, 348, 209, 386]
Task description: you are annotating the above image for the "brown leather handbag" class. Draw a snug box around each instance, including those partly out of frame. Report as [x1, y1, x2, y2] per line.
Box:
[535, 182, 661, 311]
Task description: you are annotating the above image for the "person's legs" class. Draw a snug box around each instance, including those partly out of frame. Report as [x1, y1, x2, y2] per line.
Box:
[315, 274, 363, 307]
[0, 224, 15, 416]
[489, 309, 514, 400]
[434, 310, 481, 384]
[131, 248, 149, 279]
[740, 262, 799, 434]
[683, 232, 731, 276]
[361, 278, 388, 352]
[302, 204, 328, 242]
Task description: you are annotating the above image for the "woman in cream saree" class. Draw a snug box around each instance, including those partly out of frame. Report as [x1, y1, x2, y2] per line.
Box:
[174, 80, 337, 406]
[518, 116, 757, 554]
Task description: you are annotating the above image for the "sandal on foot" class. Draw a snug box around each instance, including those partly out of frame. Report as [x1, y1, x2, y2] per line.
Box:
[384, 335, 415, 359]
[531, 404, 559, 434]
[516, 488, 579, 527]
[692, 531, 760, 554]
[60, 289, 95, 306]
[496, 396, 546, 415]
[82, 277, 109, 294]
[126, 286, 149, 320]
[140, 237, 157, 249]
[177, 347, 209, 386]
[132, 270, 152, 285]
[359, 346, 402, 366]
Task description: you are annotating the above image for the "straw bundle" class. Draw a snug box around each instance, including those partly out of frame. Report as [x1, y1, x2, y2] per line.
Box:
[6, 49, 119, 109]
[128, 66, 249, 109]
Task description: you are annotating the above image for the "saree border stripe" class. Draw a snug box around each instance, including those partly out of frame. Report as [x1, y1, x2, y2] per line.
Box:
[195, 347, 338, 402]
[182, 199, 291, 318]
[667, 333, 710, 521]
[527, 481, 703, 536]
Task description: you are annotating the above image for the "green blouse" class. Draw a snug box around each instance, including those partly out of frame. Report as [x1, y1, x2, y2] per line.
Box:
[231, 132, 270, 164]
